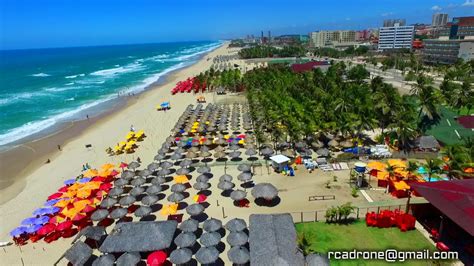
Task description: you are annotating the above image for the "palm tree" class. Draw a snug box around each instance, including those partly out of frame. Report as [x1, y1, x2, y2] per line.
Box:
[423, 158, 442, 182]
[406, 160, 418, 181]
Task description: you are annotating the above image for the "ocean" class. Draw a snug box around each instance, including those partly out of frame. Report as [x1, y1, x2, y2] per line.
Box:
[0, 40, 222, 147]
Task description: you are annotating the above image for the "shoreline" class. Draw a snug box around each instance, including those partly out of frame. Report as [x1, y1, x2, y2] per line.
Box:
[0, 43, 225, 203]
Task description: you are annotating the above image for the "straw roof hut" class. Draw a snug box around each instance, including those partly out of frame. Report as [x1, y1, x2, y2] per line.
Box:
[249, 214, 304, 266]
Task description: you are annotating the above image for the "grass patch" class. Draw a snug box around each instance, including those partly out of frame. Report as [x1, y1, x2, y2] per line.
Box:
[295, 220, 439, 266]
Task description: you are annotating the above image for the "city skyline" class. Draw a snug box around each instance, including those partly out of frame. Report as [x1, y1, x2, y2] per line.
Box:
[1, 0, 473, 50]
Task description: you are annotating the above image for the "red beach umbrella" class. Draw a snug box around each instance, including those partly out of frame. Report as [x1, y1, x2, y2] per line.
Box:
[100, 183, 113, 191]
[44, 232, 61, 243]
[119, 162, 128, 169]
[72, 213, 87, 222]
[110, 170, 119, 176]
[58, 186, 69, 192]
[48, 192, 63, 200]
[38, 223, 56, 236]
[147, 250, 168, 266]
[56, 220, 73, 232]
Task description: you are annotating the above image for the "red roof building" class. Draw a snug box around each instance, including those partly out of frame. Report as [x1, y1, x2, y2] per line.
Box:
[291, 61, 330, 73]
[411, 179, 474, 236]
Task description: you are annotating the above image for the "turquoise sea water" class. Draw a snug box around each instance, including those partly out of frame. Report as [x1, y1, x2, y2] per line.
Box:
[0, 41, 222, 146]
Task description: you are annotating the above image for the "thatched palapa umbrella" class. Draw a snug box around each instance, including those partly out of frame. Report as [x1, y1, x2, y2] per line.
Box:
[230, 190, 247, 201]
[225, 218, 247, 232]
[219, 174, 233, 182]
[100, 198, 117, 208]
[176, 167, 190, 175]
[200, 232, 221, 247]
[186, 203, 204, 216]
[169, 248, 192, 265]
[93, 254, 115, 266]
[174, 232, 196, 248]
[128, 161, 140, 171]
[197, 166, 211, 174]
[131, 177, 146, 187]
[130, 186, 144, 196]
[193, 182, 210, 191]
[179, 219, 198, 232]
[227, 231, 248, 247]
[160, 161, 173, 169]
[121, 171, 135, 180]
[109, 208, 127, 220]
[217, 181, 235, 191]
[171, 183, 187, 193]
[179, 159, 193, 168]
[237, 164, 251, 172]
[237, 172, 252, 182]
[196, 246, 219, 265]
[139, 169, 152, 177]
[116, 252, 140, 266]
[108, 187, 123, 197]
[196, 174, 209, 183]
[151, 176, 166, 185]
[203, 218, 222, 232]
[134, 206, 152, 217]
[91, 209, 109, 222]
[251, 183, 278, 200]
[146, 185, 162, 195]
[227, 246, 250, 265]
[119, 195, 136, 206]
[154, 154, 166, 162]
[167, 192, 184, 203]
[157, 168, 171, 177]
[141, 195, 159, 206]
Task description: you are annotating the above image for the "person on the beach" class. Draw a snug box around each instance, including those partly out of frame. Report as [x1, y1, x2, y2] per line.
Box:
[86, 115, 89, 120]
[130, 125, 135, 132]
[57, 145, 61, 151]
[137, 157, 141, 163]
[45, 159, 51, 164]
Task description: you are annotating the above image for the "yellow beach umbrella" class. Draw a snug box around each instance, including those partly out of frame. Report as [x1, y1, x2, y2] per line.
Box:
[126, 131, 135, 140]
[173, 175, 188, 184]
[101, 163, 114, 170]
[388, 159, 406, 169]
[55, 199, 71, 208]
[367, 161, 386, 171]
[83, 169, 99, 178]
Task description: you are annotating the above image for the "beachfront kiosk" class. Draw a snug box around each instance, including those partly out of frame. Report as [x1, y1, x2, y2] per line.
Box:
[269, 154, 291, 172]
[353, 162, 367, 188]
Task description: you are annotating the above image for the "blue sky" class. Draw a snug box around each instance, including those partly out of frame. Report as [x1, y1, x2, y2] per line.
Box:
[1, 0, 473, 49]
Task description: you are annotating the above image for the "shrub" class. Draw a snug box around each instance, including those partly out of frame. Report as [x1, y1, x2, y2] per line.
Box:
[333, 175, 338, 182]
[325, 180, 331, 189]
[351, 187, 359, 198]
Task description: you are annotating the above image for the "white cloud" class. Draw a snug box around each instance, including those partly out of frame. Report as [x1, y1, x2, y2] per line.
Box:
[462, 0, 474, 6]
[381, 12, 394, 17]
[431, 5, 442, 11]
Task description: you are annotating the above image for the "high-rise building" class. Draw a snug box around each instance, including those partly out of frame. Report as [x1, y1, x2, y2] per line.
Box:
[383, 19, 406, 27]
[378, 23, 414, 51]
[432, 13, 448, 27]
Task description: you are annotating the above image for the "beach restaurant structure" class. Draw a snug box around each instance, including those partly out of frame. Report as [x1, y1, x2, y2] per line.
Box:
[410, 179, 474, 262]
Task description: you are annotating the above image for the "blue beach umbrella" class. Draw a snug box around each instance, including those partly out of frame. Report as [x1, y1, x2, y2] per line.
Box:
[64, 179, 76, 185]
[24, 224, 42, 234]
[21, 217, 38, 226]
[33, 216, 50, 225]
[44, 199, 61, 206]
[33, 207, 60, 216]
[78, 178, 92, 183]
[10, 226, 28, 237]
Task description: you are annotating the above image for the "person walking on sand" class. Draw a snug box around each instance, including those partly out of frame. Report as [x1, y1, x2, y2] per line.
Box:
[130, 125, 135, 132]
[57, 145, 61, 151]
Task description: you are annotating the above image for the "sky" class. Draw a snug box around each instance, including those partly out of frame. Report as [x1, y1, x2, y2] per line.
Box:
[0, 0, 473, 50]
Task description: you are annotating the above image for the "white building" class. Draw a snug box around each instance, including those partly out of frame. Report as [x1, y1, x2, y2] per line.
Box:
[432, 13, 448, 27]
[310, 30, 356, 48]
[378, 23, 414, 51]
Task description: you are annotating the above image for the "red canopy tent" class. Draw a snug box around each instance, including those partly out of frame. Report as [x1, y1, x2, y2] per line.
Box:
[410, 179, 474, 236]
